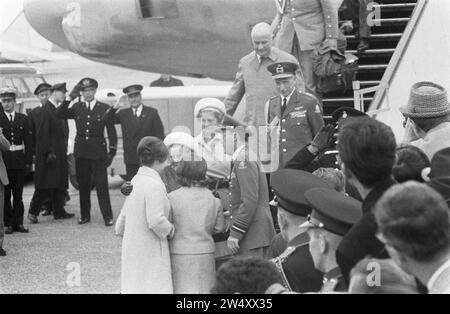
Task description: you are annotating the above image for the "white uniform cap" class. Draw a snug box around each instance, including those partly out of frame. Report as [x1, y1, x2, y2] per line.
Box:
[194, 98, 226, 118]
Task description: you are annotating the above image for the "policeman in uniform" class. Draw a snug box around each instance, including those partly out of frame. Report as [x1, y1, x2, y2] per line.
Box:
[0, 87, 32, 234]
[265, 62, 324, 172]
[57, 78, 117, 226]
[270, 169, 333, 293]
[108, 84, 165, 180]
[302, 188, 362, 292]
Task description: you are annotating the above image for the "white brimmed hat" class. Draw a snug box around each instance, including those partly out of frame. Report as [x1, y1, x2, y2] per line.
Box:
[164, 132, 198, 152]
[194, 98, 226, 118]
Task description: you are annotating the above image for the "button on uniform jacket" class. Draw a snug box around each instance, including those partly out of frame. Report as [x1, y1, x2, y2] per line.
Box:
[0, 113, 33, 169]
[266, 89, 324, 171]
[110, 106, 164, 166]
[57, 100, 117, 160]
[276, 0, 340, 52]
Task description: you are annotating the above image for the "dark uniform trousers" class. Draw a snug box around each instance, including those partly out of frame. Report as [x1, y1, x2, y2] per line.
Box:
[1, 113, 32, 227]
[344, 0, 372, 38]
[57, 100, 117, 222]
[126, 164, 140, 181]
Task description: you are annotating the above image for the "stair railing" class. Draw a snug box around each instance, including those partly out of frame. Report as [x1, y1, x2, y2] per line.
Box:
[366, 0, 428, 117]
[353, 81, 390, 116]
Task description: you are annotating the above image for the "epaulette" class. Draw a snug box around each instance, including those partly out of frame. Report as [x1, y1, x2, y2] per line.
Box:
[270, 246, 297, 291]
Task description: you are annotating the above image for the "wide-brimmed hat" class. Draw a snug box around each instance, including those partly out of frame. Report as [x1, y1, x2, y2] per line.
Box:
[400, 82, 450, 118]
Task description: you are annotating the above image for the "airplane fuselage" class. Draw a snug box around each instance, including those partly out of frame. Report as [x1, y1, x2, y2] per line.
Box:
[24, 0, 276, 81]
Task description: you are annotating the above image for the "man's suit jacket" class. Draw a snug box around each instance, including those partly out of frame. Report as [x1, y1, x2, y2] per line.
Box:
[111, 106, 164, 166]
[336, 179, 395, 283]
[0, 113, 33, 169]
[266, 89, 324, 171]
[224, 47, 302, 127]
[276, 0, 340, 52]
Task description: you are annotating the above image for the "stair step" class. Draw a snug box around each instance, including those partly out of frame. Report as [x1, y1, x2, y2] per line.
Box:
[358, 64, 388, 71]
[345, 33, 403, 40]
[372, 17, 411, 25]
[376, 3, 417, 10]
[347, 48, 396, 55]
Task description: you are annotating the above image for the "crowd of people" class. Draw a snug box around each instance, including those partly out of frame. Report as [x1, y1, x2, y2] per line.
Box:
[0, 0, 449, 295]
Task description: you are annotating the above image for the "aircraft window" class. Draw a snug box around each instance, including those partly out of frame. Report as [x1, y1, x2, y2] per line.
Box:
[139, 0, 178, 19]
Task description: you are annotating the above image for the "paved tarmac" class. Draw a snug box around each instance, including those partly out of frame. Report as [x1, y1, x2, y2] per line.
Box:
[0, 177, 126, 294]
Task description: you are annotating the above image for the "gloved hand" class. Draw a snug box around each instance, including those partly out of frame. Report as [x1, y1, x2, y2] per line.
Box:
[121, 182, 133, 196]
[310, 124, 335, 153]
[46, 152, 57, 165]
[69, 83, 83, 101]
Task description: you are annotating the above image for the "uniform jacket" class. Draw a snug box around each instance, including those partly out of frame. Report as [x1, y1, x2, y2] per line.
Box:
[0, 112, 33, 169]
[228, 146, 276, 252]
[271, 232, 323, 293]
[224, 47, 302, 127]
[110, 106, 164, 165]
[336, 178, 395, 283]
[320, 267, 347, 293]
[0, 134, 10, 186]
[266, 89, 324, 171]
[57, 100, 117, 160]
[28, 106, 42, 157]
[33, 101, 69, 190]
[275, 0, 340, 52]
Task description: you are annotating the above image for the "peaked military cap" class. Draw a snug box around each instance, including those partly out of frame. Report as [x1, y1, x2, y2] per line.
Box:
[301, 188, 362, 236]
[267, 62, 298, 80]
[271, 169, 333, 217]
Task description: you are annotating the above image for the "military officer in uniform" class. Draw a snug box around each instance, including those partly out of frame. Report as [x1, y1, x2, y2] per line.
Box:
[108, 84, 165, 180]
[57, 78, 117, 226]
[223, 128, 275, 259]
[265, 62, 324, 172]
[0, 87, 32, 234]
[270, 169, 333, 293]
[272, 0, 340, 99]
[302, 188, 362, 293]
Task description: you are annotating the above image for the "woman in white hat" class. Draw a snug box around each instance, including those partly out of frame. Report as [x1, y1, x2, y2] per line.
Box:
[194, 98, 235, 264]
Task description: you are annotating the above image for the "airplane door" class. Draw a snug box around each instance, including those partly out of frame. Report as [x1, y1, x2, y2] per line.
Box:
[137, 0, 179, 19]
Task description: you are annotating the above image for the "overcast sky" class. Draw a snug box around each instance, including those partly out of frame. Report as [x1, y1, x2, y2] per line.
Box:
[0, 0, 23, 33]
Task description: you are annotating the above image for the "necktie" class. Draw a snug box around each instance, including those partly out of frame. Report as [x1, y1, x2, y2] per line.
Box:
[134, 109, 138, 118]
[281, 97, 287, 116]
[86, 102, 90, 111]
[9, 114, 13, 123]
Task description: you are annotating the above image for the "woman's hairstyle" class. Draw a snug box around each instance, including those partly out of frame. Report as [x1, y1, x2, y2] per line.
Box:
[350, 258, 419, 294]
[175, 160, 208, 187]
[137, 136, 169, 167]
[313, 168, 346, 193]
[393, 145, 430, 183]
[211, 257, 282, 294]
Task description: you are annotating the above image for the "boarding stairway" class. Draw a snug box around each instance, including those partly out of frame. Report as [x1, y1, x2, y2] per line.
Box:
[322, 0, 418, 120]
